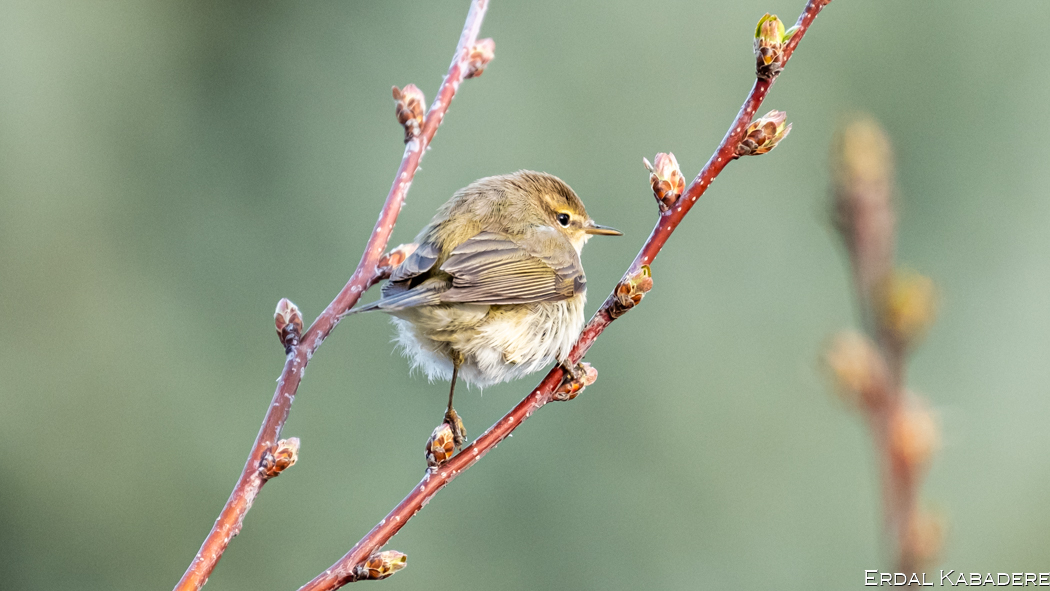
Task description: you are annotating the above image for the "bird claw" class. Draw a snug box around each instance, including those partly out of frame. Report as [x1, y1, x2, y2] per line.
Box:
[443, 407, 468, 449]
[553, 362, 597, 401]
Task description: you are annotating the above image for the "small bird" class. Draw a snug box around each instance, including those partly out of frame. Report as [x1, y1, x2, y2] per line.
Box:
[353, 171, 620, 446]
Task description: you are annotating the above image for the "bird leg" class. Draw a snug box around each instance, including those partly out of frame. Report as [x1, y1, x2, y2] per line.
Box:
[560, 360, 585, 384]
[443, 351, 467, 449]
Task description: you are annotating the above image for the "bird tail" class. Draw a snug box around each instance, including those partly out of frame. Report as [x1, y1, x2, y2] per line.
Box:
[345, 287, 441, 315]
[344, 299, 383, 315]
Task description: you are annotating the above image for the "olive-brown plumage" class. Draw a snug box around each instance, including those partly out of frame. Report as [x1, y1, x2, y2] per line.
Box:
[355, 171, 620, 443]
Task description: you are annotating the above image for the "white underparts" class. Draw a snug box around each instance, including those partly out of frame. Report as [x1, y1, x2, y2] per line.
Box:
[389, 296, 586, 388]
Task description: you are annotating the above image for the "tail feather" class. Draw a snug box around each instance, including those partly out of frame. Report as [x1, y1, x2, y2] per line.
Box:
[345, 299, 384, 314]
[347, 287, 442, 314]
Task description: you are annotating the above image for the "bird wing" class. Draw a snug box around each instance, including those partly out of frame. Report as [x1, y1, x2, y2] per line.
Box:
[349, 241, 444, 313]
[437, 231, 585, 305]
[354, 231, 584, 313]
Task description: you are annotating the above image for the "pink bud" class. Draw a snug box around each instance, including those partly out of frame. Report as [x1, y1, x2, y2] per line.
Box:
[464, 38, 495, 79]
[642, 152, 685, 211]
[392, 84, 426, 142]
[274, 298, 303, 352]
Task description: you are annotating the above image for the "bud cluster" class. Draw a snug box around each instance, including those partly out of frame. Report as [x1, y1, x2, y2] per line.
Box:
[425, 422, 456, 468]
[260, 437, 300, 480]
[735, 110, 791, 158]
[824, 331, 889, 409]
[754, 14, 797, 79]
[643, 153, 685, 212]
[354, 551, 407, 581]
[888, 398, 939, 472]
[879, 271, 937, 348]
[392, 84, 426, 143]
[464, 38, 495, 79]
[274, 298, 303, 353]
[610, 265, 653, 319]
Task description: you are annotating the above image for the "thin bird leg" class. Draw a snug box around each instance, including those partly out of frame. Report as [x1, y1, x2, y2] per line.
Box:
[443, 351, 467, 449]
[446, 362, 459, 416]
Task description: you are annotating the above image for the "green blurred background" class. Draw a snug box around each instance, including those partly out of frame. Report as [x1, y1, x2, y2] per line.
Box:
[2, 1, 1048, 589]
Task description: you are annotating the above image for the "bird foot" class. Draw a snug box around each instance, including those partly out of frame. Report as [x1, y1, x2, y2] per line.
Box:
[553, 362, 598, 401]
[443, 407, 468, 449]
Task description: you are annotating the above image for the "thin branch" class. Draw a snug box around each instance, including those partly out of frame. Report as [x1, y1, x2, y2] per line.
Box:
[298, 1, 833, 589]
[172, 2, 491, 589]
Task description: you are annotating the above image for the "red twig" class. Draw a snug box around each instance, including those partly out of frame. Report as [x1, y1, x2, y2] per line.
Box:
[172, 2, 491, 589]
[298, 1, 832, 589]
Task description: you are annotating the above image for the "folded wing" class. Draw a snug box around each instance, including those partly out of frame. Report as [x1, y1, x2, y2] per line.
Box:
[439, 232, 584, 305]
[358, 231, 585, 312]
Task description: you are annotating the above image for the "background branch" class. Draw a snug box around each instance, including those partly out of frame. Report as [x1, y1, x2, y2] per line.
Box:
[298, 1, 833, 588]
[172, 1, 491, 589]
[825, 117, 942, 575]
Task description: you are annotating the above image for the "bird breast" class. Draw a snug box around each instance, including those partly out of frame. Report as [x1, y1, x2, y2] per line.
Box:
[389, 295, 586, 389]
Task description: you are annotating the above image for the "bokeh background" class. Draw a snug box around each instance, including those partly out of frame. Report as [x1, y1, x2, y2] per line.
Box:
[2, 1, 1048, 589]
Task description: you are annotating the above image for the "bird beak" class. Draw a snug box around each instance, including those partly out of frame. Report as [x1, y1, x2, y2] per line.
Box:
[583, 221, 623, 236]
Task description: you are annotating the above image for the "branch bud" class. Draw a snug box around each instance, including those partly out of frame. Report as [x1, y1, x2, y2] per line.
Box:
[464, 38, 495, 79]
[260, 437, 300, 480]
[425, 422, 456, 469]
[354, 550, 407, 581]
[392, 84, 425, 143]
[879, 270, 936, 347]
[642, 152, 685, 212]
[553, 362, 597, 401]
[735, 110, 792, 158]
[375, 243, 419, 281]
[754, 14, 795, 79]
[274, 298, 303, 353]
[823, 331, 889, 409]
[888, 399, 939, 472]
[610, 265, 653, 319]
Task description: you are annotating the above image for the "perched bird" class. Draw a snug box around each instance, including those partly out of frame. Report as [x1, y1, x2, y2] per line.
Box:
[353, 171, 620, 446]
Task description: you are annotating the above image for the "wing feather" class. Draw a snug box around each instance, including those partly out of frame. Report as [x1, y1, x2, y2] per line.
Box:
[439, 232, 584, 305]
[388, 241, 441, 284]
[357, 231, 585, 312]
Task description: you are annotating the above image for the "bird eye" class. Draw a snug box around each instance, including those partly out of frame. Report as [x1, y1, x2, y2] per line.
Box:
[556, 213, 571, 226]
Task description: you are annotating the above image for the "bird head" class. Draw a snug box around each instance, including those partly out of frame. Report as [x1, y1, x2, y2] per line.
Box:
[512, 171, 622, 252]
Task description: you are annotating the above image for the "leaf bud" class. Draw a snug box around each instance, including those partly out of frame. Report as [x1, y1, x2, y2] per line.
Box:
[735, 110, 792, 157]
[354, 551, 407, 581]
[464, 38, 495, 79]
[260, 437, 300, 480]
[392, 84, 426, 143]
[274, 298, 303, 353]
[642, 152, 685, 212]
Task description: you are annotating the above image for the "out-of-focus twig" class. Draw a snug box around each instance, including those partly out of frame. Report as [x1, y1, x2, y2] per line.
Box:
[825, 117, 942, 574]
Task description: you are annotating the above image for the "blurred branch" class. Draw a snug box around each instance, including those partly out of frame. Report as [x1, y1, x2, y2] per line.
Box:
[825, 118, 943, 573]
[171, 1, 492, 589]
[297, 1, 834, 589]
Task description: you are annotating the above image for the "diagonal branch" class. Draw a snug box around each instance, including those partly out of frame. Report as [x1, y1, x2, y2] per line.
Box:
[297, 1, 833, 589]
[172, 2, 492, 589]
